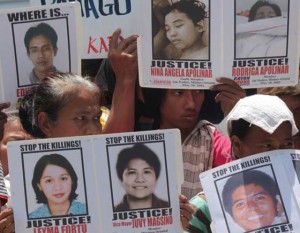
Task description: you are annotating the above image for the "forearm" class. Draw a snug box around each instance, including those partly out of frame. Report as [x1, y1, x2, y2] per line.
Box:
[102, 77, 136, 134]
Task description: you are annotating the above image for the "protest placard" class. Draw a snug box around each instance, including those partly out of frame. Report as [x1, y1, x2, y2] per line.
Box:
[30, 0, 142, 59]
[200, 149, 300, 233]
[138, 0, 300, 89]
[7, 129, 183, 233]
[0, 3, 82, 107]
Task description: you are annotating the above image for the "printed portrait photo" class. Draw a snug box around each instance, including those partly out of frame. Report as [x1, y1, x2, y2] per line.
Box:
[235, 0, 289, 59]
[217, 166, 287, 232]
[22, 149, 88, 219]
[152, 0, 210, 60]
[13, 18, 71, 87]
[107, 142, 170, 212]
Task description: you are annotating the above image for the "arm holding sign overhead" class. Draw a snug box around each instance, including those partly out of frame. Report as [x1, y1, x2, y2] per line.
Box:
[102, 29, 138, 134]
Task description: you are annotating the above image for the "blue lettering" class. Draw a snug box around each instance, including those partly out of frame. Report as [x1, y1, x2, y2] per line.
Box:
[37, 0, 132, 18]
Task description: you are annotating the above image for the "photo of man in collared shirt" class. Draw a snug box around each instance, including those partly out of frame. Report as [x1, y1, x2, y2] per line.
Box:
[24, 22, 59, 84]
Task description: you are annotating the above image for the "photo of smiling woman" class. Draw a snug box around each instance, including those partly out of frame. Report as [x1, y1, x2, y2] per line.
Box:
[29, 154, 86, 218]
[221, 169, 287, 232]
[114, 143, 169, 211]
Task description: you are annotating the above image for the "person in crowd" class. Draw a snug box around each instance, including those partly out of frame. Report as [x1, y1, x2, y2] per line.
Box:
[185, 94, 297, 233]
[1, 27, 196, 231]
[227, 94, 297, 158]
[258, 84, 300, 148]
[248, 0, 281, 22]
[114, 143, 169, 211]
[24, 23, 59, 84]
[29, 154, 86, 218]
[258, 85, 300, 180]
[144, 77, 245, 200]
[154, 0, 209, 60]
[222, 169, 286, 232]
[0, 110, 32, 233]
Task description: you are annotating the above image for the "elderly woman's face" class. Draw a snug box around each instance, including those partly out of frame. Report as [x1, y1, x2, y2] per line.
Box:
[44, 88, 102, 138]
[254, 6, 277, 20]
[121, 158, 157, 199]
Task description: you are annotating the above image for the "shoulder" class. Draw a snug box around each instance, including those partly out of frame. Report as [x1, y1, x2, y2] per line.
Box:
[29, 204, 50, 219]
[196, 120, 215, 131]
[212, 127, 232, 167]
[70, 201, 87, 215]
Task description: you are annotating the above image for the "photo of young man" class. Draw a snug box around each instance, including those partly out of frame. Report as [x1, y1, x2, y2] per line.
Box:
[12, 18, 72, 87]
[24, 22, 59, 84]
[221, 168, 287, 232]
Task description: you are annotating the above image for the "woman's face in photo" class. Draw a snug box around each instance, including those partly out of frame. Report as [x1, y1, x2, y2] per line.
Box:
[165, 10, 201, 51]
[38, 164, 72, 206]
[231, 183, 277, 231]
[254, 6, 277, 20]
[122, 158, 157, 200]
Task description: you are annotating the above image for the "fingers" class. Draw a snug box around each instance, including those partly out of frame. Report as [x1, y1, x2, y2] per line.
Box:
[180, 214, 190, 229]
[179, 196, 196, 230]
[180, 203, 195, 229]
[118, 35, 138, 52]
[0, 209, 14, 233]
[109, 29, 137, 55]
[108, 28, 121, 50]
[179, 194, 188, 203]
[108, 29, 138, 80]
[0, 103, 10, 112]
[124, 42, 137, 55]
[214, 91, 241, 104]
[0, 208, 13, 220]
[210, 77, 246, 116]
[215, 92, 240, 117]
[210, 77, 246, 97]
[0, 102, 10, 121]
